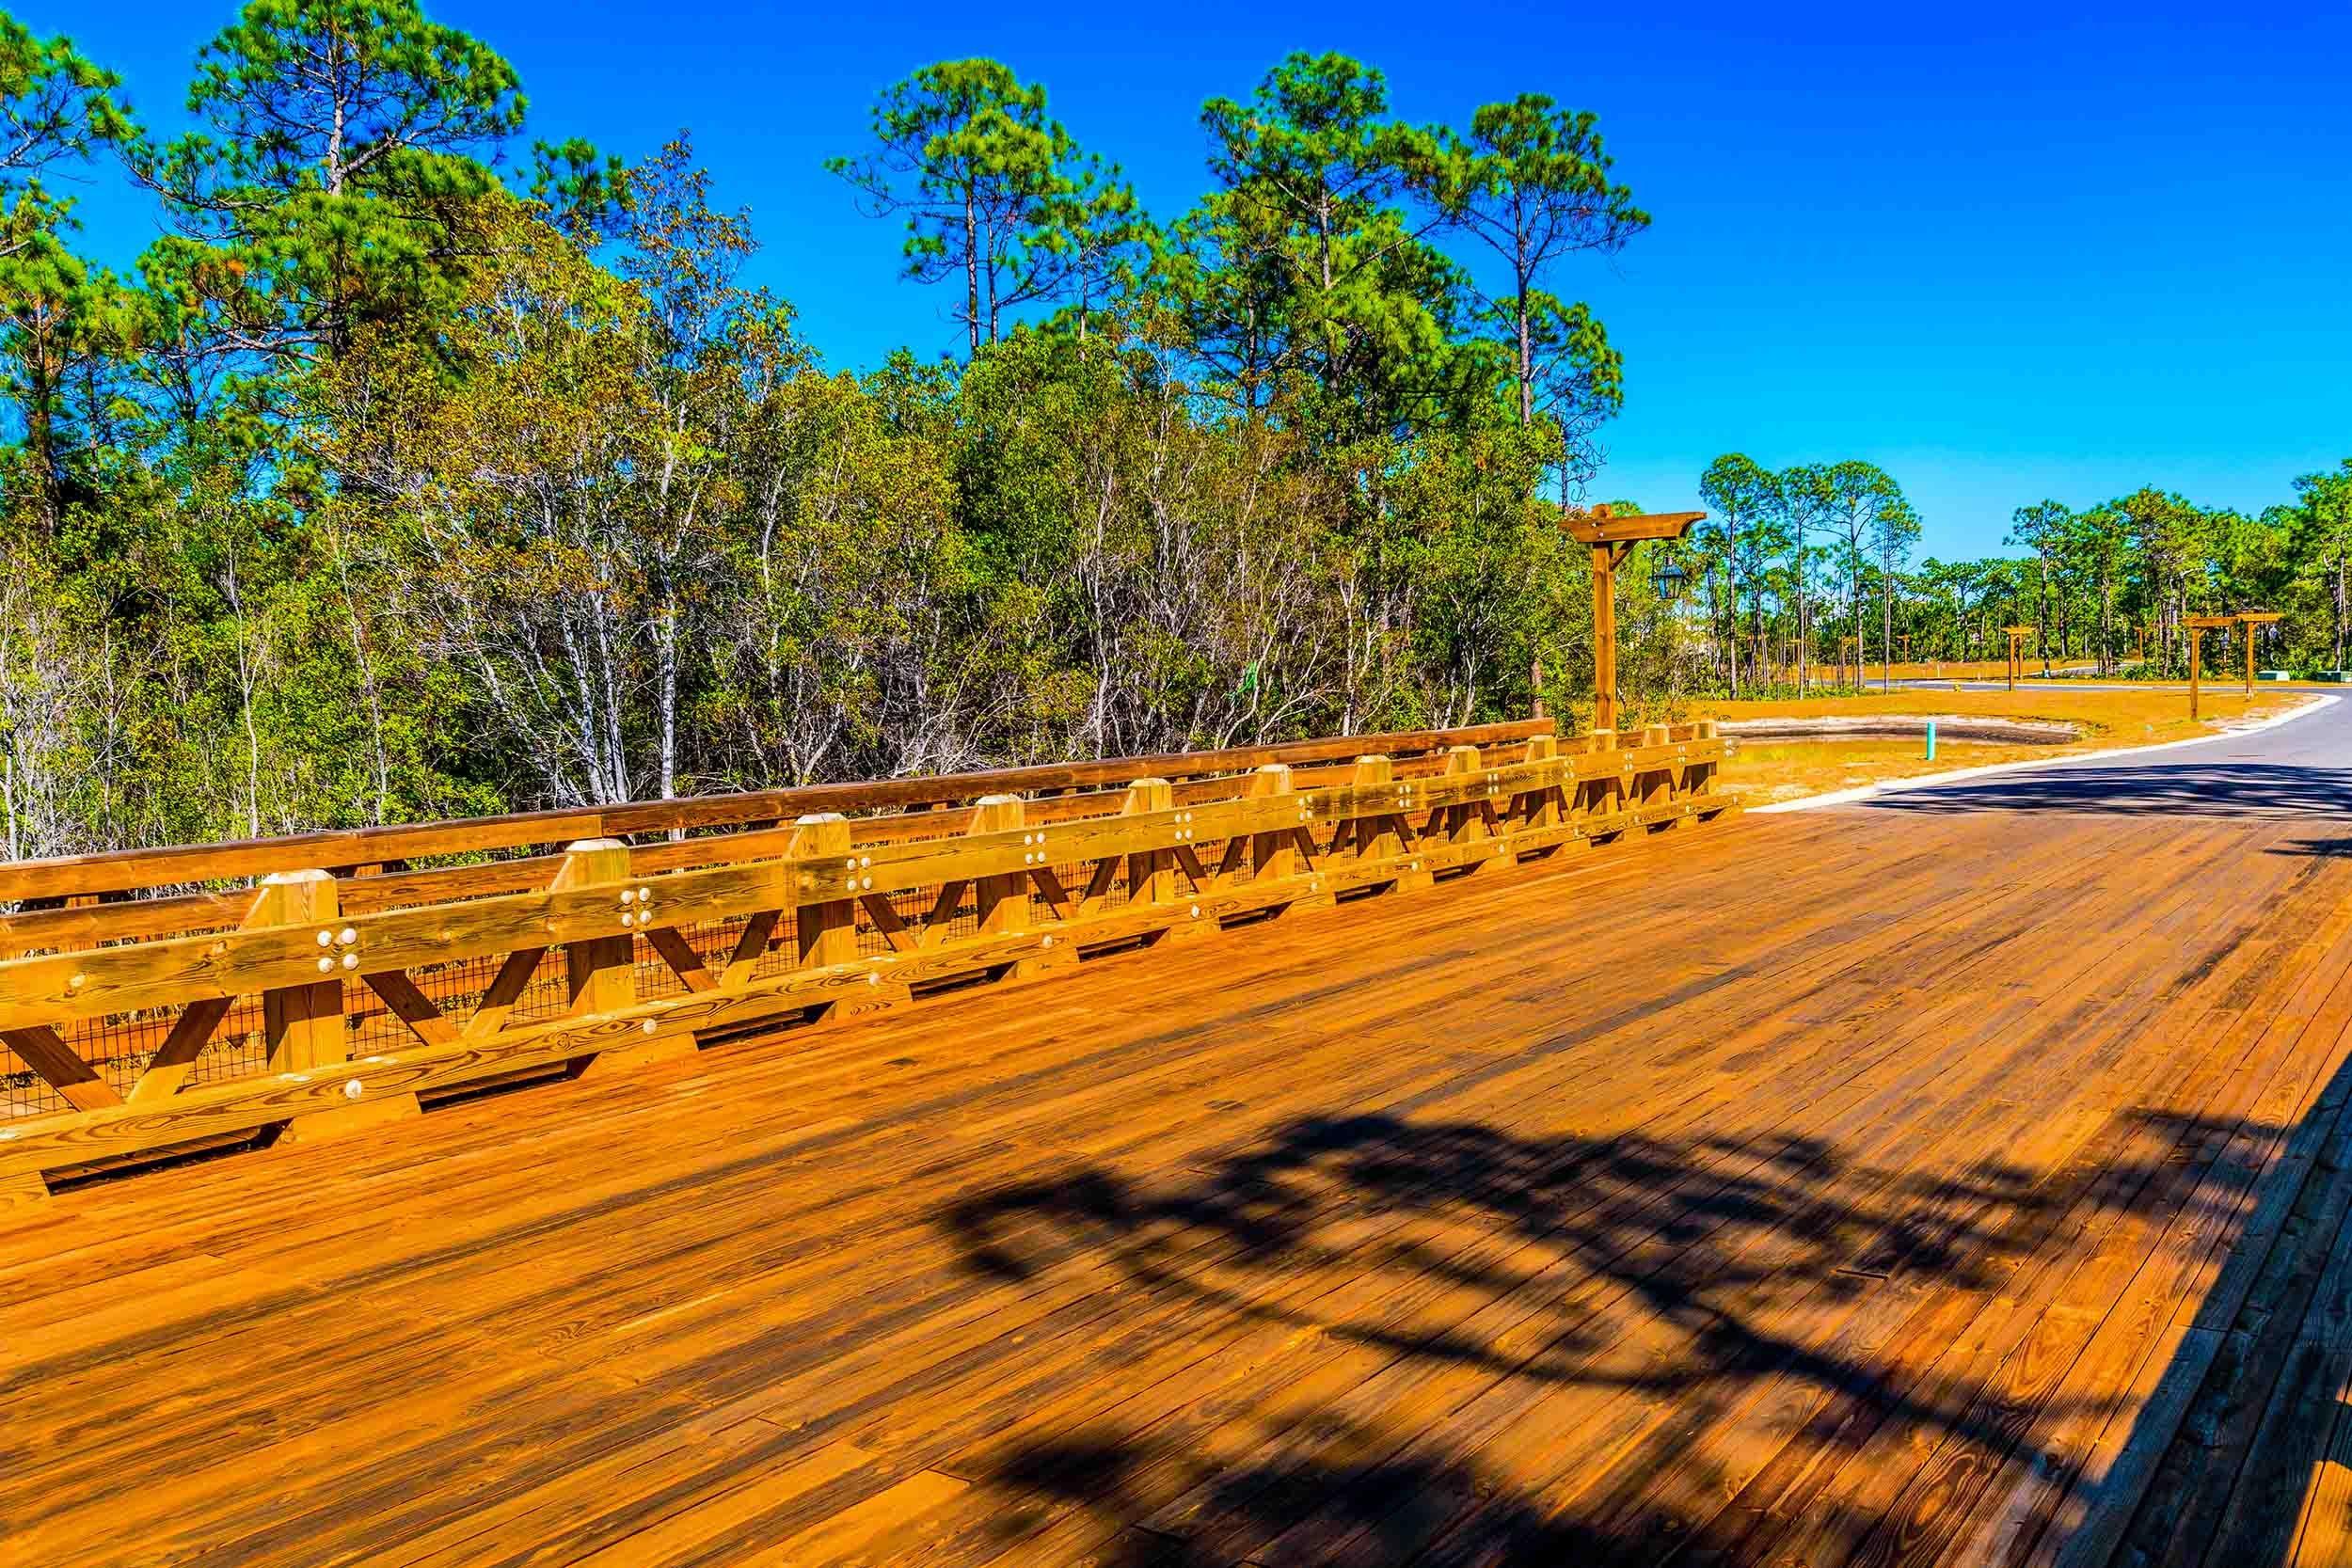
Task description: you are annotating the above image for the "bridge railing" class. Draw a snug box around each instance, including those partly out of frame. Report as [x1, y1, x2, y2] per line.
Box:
[0, 720, 1559, 911]
[0, 720, 1734, 1197]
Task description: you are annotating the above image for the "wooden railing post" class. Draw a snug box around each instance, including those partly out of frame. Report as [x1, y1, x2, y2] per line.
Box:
[1345, 753, 1391, 871]
[1122, 780, 1175, 911]
[787, 812, 913, 1019]
[257, 865, 427, 1145]
[1349, 753, 1430, 893]
[555, 840, 636, 1017]
[969, 797, 1031, 939]
[257, 868, 346, 1071]
[788, 816, 858, 968]
[1692, 720, 1719, 798]
[581, 832, 733, 1080]
[1581, 729, 1619, 835]
[1519, 734, 1563, 857]
[1443, 744, 1490, 869]
[971, 796, 1078, 975]
[1248, 765, 1297, 884]
[1642, 724, 1675, 814]
[1120, 777, 1211, 943]
[1248, 764, 1331, 913]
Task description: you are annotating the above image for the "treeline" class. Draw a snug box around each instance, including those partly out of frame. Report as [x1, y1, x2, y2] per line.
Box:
[0, 2, 1668, 861]
[1675, 458, 2352, 686]
[6, 4, 2346, 863]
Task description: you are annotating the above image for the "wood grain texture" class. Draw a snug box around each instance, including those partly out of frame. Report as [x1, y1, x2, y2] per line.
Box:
[5, 785, 2352, 1564]
[0, 720, 1554, 904]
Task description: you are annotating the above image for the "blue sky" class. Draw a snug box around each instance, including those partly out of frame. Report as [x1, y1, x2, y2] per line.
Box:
[30, 0, 2352, 557]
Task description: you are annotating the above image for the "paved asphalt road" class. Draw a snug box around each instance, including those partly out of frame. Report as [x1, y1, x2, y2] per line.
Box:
[1851, 690, 2352, 818]
[1890, 677, 2326, 695]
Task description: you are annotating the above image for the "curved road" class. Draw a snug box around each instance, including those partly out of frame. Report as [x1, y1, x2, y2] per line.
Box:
[1851, 690, 2352, 818]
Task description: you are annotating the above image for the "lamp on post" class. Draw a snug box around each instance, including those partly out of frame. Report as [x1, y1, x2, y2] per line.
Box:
[1559, 505, 1707, 736]
[1650, 557, 1691, 605]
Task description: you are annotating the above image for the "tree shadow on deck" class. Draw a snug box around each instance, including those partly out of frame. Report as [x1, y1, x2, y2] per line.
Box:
[1857, 763, 2352, 820]
[935, 1108, 2265, 1566]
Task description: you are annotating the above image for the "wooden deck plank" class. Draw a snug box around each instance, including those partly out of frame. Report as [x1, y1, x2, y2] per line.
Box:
[1343, 817, 2295, 1564]
[1969, 884, 2352, 1567]
[1740, 857, 2352, 1568]
[8, 800, 2352, 1566]
[1021, 832, 2173, 1560]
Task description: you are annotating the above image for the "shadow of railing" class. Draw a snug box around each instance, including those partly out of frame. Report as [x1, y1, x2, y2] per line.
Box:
[931, 1101, 2325, 1565]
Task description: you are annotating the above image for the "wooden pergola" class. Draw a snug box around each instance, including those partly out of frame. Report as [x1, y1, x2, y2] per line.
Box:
[1559, 507, 1707, 733]
[2003, 626, 2036, 691]
[2185, 614, 2237, 720]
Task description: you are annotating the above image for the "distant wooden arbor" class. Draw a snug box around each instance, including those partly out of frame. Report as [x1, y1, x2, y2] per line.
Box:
[1559, 506, 1706, 731]
[2185, 615, 2235, 720]
[2185, 611, 2283, 719]
[2003, 626, 2037, 691]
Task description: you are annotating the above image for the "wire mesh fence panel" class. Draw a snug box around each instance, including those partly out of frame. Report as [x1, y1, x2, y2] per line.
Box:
[181, 996, 271, 1092]
[1, 1041, 64, 1120]
[927, 886, 980, 947]
[684, 913, 755, 973]
[855, 905, 897, 960]
[630, 914, 750, 998]
[507, 956, 578, 1027]
[748, 937, 797, 984]
[65, 1011, 165, 1101]
[634, 941, 687, 1002]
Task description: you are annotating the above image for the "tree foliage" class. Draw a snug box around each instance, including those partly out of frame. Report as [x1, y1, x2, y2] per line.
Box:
[0, 11, 1670, 857]
[133, 0, 527, 364]
[15, 3, 2344, 868]
[828, 59, 1136, 356]
[1433, 92, 1641, 474]
[1680, 452, 2350, 690]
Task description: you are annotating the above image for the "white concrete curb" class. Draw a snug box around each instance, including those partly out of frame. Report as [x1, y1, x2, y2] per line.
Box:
[1749, 694, 2339, 815]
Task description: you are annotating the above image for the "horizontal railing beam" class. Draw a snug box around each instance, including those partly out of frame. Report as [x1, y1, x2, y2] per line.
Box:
[0, 720, 1555, 905]
[0, 721, 1736, 1196]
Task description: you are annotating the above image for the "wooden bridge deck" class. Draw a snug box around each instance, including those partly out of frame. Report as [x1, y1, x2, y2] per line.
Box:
[9, 797, 2352, 1565]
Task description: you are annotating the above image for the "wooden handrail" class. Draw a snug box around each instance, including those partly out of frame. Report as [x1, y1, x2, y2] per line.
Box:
[0, 720, 1553, 906]
[0, 720, 1735, 1200]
